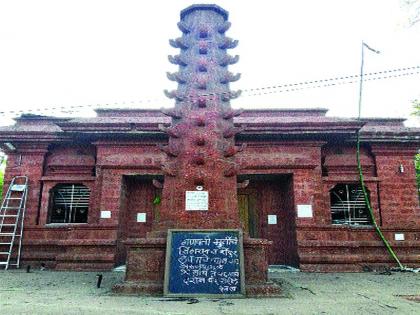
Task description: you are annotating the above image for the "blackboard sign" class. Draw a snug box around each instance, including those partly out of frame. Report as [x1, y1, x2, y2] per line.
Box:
[164, 229, 245, 297]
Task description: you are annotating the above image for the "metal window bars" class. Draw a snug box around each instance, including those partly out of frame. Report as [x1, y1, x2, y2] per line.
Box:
[331, 184, 371, 226]
[50, 184, 89, 223]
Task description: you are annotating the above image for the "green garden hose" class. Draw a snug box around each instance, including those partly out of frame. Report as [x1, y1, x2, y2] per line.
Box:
[356, 131, 405, 270]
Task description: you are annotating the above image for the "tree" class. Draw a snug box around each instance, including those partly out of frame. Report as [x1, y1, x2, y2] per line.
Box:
[413, 99, 420, 116]
[400, 0, 420, 26]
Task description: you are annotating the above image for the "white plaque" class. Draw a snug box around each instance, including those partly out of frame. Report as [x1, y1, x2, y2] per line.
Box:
[394, 233, 405, 241]
[297, 204, 313, 218]
[137, 213, 146, 223]
[100, 210, 111, 219]
[267, 215, 277, 225]
[185, 191, 208, 211]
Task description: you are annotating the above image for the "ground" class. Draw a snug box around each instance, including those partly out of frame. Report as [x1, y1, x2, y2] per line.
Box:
[0, 269, 419, 314]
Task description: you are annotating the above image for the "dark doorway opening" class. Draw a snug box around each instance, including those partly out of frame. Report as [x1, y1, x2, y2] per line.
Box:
[237, 174, 299, 267]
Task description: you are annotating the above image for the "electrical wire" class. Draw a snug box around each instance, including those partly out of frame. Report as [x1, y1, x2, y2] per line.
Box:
[0, 65, 419, 116]
[244, 69, 420, 97]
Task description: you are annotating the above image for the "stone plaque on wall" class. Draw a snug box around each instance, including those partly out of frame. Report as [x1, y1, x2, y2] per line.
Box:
[185, 191, 209, 211]
[297, 204, 313, 218]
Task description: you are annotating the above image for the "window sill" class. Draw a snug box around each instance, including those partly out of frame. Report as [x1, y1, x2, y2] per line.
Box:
[45, 223, 88, 227]
[322, 176, 380, 182]
[41, 176, 96, 182]
[331, 224, 374, 229]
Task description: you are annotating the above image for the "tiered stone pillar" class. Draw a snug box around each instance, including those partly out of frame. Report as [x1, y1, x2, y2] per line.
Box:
[115, 5, 280, 296]
[156, 4, 243, 231]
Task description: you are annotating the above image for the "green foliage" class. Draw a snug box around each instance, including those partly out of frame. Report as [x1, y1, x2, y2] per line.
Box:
[400, 0, 420, 26]
[153, 196, 161, 205]
[412, 99, 420, 116]
[416, 154, 420, 196]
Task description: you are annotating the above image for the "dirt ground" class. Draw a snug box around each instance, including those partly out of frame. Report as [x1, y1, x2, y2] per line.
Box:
[0, 268, 419, 315]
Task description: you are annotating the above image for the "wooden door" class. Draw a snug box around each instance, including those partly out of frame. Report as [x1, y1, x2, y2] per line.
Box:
[238, 177, 298, 266]
[116, 176, 161, 265]
[238, 191, 258, 238]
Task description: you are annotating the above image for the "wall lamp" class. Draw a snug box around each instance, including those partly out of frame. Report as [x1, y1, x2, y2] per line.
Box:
[398, 164, 404, 173]
[4, 142, 16, 151]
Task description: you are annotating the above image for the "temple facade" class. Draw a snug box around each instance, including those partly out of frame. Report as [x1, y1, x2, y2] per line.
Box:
[0, 5, 419, 284]
[0, 108, 418, 273]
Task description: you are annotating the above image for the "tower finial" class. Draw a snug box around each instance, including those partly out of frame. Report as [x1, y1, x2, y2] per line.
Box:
[180, 4, 229, 20]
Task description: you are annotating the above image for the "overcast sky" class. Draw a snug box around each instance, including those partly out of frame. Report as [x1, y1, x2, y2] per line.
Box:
[0, 0, 419, 126]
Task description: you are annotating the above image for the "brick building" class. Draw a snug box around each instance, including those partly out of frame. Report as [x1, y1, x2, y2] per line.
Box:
[0, 108, 418, 272]
[0, 5, 419, 289]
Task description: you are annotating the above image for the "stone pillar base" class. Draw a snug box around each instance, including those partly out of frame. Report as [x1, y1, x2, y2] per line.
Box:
[246, 283, 282, 297]
[243, 238, 282, 297]
[113, 237, 281, 297]
[113, 281, 163, 295]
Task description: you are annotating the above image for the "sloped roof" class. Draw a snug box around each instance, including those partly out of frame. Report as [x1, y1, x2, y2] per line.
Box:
[0, 108, 418, 143]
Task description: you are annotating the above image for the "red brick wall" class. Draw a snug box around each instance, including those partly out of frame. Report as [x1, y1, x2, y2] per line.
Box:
[372, 145, 420, 228]
[44, 145, 95, 176]
[3, 145, 47, 226]
[2, 138, 419, 271]
[295, 143, 420, 271]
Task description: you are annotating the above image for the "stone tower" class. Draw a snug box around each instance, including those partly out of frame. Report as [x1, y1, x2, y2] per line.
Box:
[157, 4, 244, 230]
[116, 5, 279, 296]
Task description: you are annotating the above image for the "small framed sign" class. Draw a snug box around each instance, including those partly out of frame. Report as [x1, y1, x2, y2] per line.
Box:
[267, 215, 277, 225]
[297, 204, 313, 218]
[136, 213, 146, 223]
[100, 210, 111, 219]
[164, 229, 245, 298]
[394, 233, 405, 241]
[185, 191, 208, 211]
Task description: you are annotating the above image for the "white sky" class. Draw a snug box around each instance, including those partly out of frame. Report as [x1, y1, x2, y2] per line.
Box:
[0, 0, 419, 126]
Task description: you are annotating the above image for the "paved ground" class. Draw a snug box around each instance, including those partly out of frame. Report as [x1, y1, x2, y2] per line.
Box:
[0, 269, 419, 314]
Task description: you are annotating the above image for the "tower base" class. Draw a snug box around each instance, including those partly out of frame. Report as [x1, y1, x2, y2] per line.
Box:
[113, 237, 282, 297]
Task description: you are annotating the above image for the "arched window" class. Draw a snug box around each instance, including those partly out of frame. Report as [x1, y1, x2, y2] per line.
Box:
[330, 184, 371, 226]
[48, 184, 90, 223]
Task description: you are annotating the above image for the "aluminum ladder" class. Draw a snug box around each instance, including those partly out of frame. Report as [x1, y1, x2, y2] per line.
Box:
[0, 176, 28, 269]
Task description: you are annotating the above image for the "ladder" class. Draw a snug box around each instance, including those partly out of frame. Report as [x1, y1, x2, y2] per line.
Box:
[0, 176, 28, 269]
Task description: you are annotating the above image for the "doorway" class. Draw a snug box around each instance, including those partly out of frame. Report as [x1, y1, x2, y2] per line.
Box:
[238, 174, 299, 266]
[116, 175, 162, 265]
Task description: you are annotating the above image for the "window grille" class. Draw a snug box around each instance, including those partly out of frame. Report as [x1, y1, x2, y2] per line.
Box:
[49, 184, 89, 223]
[330, 184, 371, 226]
